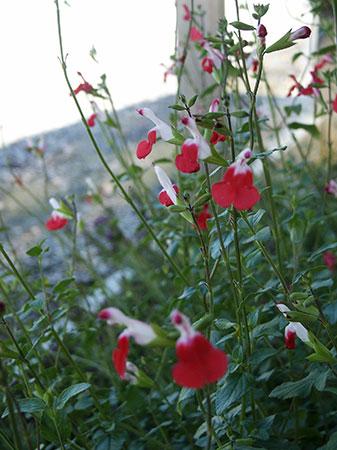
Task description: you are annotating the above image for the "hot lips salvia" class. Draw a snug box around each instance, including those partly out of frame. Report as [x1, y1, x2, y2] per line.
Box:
[211, 149, 260, 211]
[99, 307, 228, 389]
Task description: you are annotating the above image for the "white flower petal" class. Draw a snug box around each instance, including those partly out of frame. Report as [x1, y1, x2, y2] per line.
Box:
[154, 165, 177, 205]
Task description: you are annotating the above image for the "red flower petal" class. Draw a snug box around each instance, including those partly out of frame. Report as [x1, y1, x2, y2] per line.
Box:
[233, 185, 261, 211]
[201, 57, 214, 74]
[190, 26, 203, 42]
[172, 334, 228, 388]
[45, 215, 68, 231]
[158, 184, 179, 207]
[148, 130, 157, 145]
[175, 142, 200, 173]
[285, 330, 296, 350]
[333, 95, 337, 113]
[87, 113, 97, 127]
[73, 82, 93, 95]
[196, 204, 212, 230]
[136, 140, 153, 159]
[112, 335, 129, 379]
[323, 251, 336, 271]
[210, 131, 226, 145]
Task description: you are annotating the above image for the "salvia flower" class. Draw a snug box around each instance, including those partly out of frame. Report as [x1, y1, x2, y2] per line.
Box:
[87, 101, 105, 128]
[196, 204, 212, 230]
[73, 72, 94, 95]
[210, 131, 226, 145]
[287, 74, 315, 97]
[211, 149, 260, 211]
[45, 198, 69, 231]
[290, 26, 311, 41]
[325, 179, 337, 196]
[154, 165, 179, 207]
[209, 98, 220, 113]
[136, 108, 173, 159]
[99, 307, 157, 380]
[257, 24, 267, 47]
[323, 251, 336, 271]
[276, 304, 310, 349]
[190, 26, 204, 42]
[171, 310, 228, 388]
[201, 41, 224, 73]
[182, 4, 191, 21]
[175, 117, 211, 173]
[98, 307, 157, 345]
[87, 113, 97, 128]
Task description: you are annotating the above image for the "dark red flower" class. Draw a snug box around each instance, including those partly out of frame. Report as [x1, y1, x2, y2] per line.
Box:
[171, 310, 228, 389]
[112, 334, 129, 380]
[201, 57, 214, 73]
[45, 214, 68, 231]
[285, 326, 296, 349]
[87, 113, 97, 128]
[175, 141, 200, 173]
[158, 184, 179, 207]
[196, 204, 212, 230]
[323, 251, 336, 271]
[251, 59, 259, 73]
[210, 131, 226, 145]
[211, 149, 260, 211]
[290, 26, 311, 41]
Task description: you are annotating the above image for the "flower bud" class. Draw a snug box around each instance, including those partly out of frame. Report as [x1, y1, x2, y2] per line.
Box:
[290, 26, 311, 41]
[257, 24, 267, 38]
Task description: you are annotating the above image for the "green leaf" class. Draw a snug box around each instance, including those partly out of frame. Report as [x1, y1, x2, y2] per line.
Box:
[284, 104, 302, 117]
[188, 95, 198, 107]
[53, 277, 75, 293]
[168, 104, 186, 111]
[216, 374, 248, 414]
[2, 398, 46, 418]
[269, 369, 327, 399]
[265, 30, 294, 54]
[56, 383, 91, 410]
[26, 245, 43, 257]
[288, 122, 320, 138]
[317, 432, 337, 450]
[230, 21, 256, 31]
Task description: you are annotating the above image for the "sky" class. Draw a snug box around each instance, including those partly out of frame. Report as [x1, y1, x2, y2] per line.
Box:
[0, 0, 313, 144]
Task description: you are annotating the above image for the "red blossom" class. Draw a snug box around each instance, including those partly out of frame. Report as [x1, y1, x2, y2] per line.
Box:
[136, 130, 157, 159]
[251, 59, 259, 73]
[158, 184, 179, 207]
[287, 75, 314, 97]
[182, 4, 191, 21]
[211, 149, 260, 211]
[112, 334, 129, 380]
[285, 327, 296, 350]
[171, 310, 228, 389]
[201, 56, 214, 73]
[87, 113, 97, 127]
[175, 141, 200, 173]
[196, 204, 212, 230]
[210, 131, 226, 145]
[323, 251, 336, 271]
[190, 26, 203, 42]
[45, 214, 68, 231]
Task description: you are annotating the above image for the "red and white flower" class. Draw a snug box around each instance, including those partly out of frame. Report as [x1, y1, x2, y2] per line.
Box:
[175, 116, 211, 173]
[171, 310, 228, 388]
[211, 149, 260, 211]
[325, 179, 337, 196]
[201, 41, 224, 73]
[99, 307, 157, 380]
[154, 165, 179, 207]
[209, 98, 220, 113]
[276, 304, 310, 350]
[136, 108, 173, 159]
[45, 198, 69, 231]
